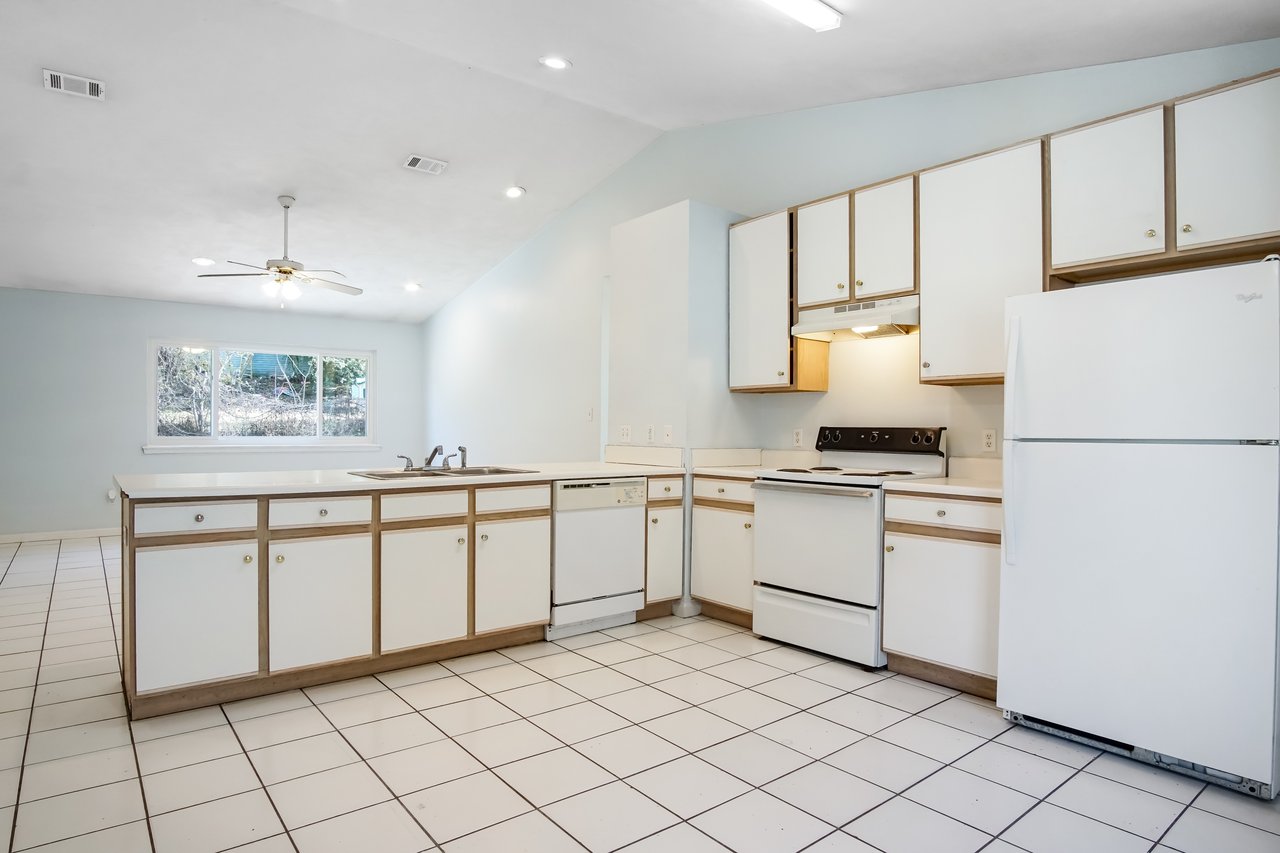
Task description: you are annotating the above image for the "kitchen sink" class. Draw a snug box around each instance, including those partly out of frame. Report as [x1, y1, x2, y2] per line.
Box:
[348, 469, 453, 480]
[439, 466, 536, 476]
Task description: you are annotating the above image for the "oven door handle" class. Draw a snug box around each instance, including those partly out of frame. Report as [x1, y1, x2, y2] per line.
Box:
[751, 481, 875, 499]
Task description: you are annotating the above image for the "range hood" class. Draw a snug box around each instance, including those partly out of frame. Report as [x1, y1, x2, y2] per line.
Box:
[792, 294, 919, 341]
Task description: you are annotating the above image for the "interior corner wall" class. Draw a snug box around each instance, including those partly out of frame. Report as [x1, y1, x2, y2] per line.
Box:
[0, 287, 425, 535]
[423, 39, 1280, 462]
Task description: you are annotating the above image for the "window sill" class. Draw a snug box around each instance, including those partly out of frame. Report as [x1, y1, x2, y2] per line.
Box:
[142, 443, 383, 455]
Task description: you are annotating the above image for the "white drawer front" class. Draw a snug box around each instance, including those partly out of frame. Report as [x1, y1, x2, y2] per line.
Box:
[752, 586, 884, 668]
[475, 485, 551, 514]
[694, 478, 754, 504]
[648, 478, 684, 501]
[269, 495, 371, 529]
[885, 495, 1001, 532]
[135, 501, 257, 536]
[381, 491, 468, 522]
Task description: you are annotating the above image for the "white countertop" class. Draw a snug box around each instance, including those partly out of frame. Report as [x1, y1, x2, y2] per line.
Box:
[692, 466, 760, 479]
[115, 462, 684, 499]
[884, 477, 1002, 499]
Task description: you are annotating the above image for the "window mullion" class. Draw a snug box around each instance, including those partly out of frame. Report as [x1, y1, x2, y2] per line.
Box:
[314, 352, 323, 439]
[210, 347, 220, 438]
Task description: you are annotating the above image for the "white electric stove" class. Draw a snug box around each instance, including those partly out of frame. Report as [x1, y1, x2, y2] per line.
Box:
[752, 426, 947, 667]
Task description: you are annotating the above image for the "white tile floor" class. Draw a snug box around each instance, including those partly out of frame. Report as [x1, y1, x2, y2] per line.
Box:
[0, 538, 1277, 852]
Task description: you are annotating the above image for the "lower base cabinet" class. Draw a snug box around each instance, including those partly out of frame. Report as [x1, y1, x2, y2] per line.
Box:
[474, 516, 551, 633]
[269, 534, 372, 671]
[691, 506, 754, 611]
[135, 540, 259, 692]
[882, 532, 1000, 677]
[646, 507, 683, 602]
[381, 526, 468, 652]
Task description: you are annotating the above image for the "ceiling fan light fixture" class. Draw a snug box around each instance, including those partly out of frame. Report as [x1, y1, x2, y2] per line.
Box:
[191, 257, 215, 267]
[538, 56, 572, 70]
[505, 186, 526, 199]
[281, 281, 301, 301]
[262, 280, 282, 298]
[758, 0, 842, 32]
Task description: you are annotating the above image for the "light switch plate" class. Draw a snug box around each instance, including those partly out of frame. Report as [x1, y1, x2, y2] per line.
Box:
[645, 425, 655, 444]
[620, 425, 632, 443]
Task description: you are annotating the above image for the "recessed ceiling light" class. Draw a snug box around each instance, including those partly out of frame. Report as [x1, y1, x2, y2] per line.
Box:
[404, 282, 422, 292]
[505, 186, 526, 199]
[191, 257, 216, 266]
[758, 0, 842, 32]
[538, 56, 572, 70]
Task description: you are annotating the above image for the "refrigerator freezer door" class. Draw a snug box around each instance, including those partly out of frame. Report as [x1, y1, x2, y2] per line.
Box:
[999, 440, 1279, 785]
[1004, 261, 1279, 441]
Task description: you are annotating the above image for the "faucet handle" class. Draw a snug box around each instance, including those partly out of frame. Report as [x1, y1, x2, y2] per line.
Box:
[395, 454, 414, 471]
[441, 452, 459, 470]
[458, 445, 468, 467]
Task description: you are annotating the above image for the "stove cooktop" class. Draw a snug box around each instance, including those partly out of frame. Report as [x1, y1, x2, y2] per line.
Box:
[756, 426, 949, 487]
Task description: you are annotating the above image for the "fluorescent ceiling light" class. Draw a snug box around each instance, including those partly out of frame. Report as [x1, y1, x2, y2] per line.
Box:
[404, 282, 422, 292]
[758, 0, 842, 32]
[505, 186, 526, 199]
[191, 257, 215, 266]
[538, 56, 572, 70]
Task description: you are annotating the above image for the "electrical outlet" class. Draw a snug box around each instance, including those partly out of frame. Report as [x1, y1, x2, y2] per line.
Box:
[792, 428, 803, 448]
[620, 425, 631, 443]
[982, 428, 997, 453]
[645, 425, 655, 444]
[663, 425, 673, 444]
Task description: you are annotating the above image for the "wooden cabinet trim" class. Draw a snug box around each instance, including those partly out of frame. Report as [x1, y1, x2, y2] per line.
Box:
[692, 498, 754, 513]
[256, 498, 269, 675]
[646, 498, 683, 510]
[474, 508, 551, 522]
[134, 529, 259, 548]
[268, 524, 371, 541]
[884, 521, 1000, 545]
[381, 516, 469, 532]
[886, 490, 1001, 504]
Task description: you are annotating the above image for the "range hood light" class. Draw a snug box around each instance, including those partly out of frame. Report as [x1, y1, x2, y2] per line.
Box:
[850, 325, 880, 334]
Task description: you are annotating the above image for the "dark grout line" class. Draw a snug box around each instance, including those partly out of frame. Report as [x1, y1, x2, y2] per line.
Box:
[216, 704, 301, 853]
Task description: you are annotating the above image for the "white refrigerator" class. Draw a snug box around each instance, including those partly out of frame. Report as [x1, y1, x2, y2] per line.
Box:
[999, 258, 1280, 798]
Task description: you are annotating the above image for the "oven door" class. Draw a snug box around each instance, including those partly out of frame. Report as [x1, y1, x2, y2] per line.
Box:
[752, 480, 883, 606]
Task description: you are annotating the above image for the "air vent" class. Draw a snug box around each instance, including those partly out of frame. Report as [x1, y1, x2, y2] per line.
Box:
[43, 69, 106, 100]
[403, 154, 448, 175]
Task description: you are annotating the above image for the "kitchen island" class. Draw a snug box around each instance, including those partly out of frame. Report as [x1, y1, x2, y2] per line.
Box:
[114, 462, 683, 718]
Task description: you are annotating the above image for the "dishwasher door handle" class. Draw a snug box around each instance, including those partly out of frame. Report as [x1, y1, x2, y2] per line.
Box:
[751, 481, 874, 499]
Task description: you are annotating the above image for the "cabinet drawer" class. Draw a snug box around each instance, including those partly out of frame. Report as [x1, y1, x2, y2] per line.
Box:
[381, 491, 468, 522]
[135, 501, 257, 536]
[694, 478, 754, 504]
[269, 495, 371, 529]
[475, 485, 550, 514]
[885, 495, 1001, 532]
[648, 478, 684, 501]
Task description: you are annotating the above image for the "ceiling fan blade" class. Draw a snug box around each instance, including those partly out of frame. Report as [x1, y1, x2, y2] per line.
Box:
[197, 273, 271, 278]
[302, 269, 346, 277]
[227, 260, 270, 271]
[301, 276, 363, 296]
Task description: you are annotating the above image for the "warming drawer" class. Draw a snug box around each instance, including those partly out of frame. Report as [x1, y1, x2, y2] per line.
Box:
[753, 586, 885, 667]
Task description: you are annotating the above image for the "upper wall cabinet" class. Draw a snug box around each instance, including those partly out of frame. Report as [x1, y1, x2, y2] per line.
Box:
[796, 195, 851, 308]
[1050, 108, 1166, 268]
[919, 141, 1044, 385]
[1175, 74, 1280, 251]
[853, 176, 916, 299]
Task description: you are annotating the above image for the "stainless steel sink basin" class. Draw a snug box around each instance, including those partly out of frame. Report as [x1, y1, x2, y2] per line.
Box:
[348, 469, 453, 480]
[439, 467, 536, 476]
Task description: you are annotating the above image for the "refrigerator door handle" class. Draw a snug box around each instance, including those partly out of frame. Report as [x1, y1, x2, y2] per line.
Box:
[1004, 440, 1017, 566]
[1004, 315, 1021, 441]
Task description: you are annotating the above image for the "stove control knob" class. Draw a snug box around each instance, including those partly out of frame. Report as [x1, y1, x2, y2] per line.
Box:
[910, 432, 922, 445]
[868, 432, 879, 443]
[821, 429, 832, 444]
[832, 430, 842, 443]
[922, 432, 936, 446]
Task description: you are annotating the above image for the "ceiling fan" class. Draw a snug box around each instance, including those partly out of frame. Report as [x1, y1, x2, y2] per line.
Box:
[197, 195, 362, 298]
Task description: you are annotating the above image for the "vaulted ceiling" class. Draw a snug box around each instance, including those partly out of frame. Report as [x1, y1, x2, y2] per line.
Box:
[1, 0, 1278, 321]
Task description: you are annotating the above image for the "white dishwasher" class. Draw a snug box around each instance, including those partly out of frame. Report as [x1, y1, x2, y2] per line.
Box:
[550, 478, 647, 636]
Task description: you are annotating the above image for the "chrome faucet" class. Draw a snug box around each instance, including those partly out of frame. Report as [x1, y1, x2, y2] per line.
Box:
[458, 446, 468, 468]
[395, 454, 414, 471]
[441, 452, 459, 470]
[425, 445, 444, 468]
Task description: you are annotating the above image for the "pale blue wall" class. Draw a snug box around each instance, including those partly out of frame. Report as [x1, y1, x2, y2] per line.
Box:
[0, 288, 425, 534]
[423, 39, 1280, 462]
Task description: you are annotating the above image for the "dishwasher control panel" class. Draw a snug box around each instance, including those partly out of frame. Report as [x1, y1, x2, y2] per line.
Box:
[554, 479, 647, 510]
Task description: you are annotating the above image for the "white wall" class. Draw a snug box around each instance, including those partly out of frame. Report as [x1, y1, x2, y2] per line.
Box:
[0, 288, 425, 535]
[422, 39, 1280, 463]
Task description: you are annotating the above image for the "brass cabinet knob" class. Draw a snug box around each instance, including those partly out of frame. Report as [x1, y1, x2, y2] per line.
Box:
[243, 555, 253, 564]
[663, 485, 672, 493]
[457, 538, 465, 545]
[717, 487, 726, 494]
[744, 522, 753, 530]
[855, 279, 864, 287]
[480, 533, 489, 542]
[651, 517, 659, 524]
[885, 545, 895, 553]
[937, 509, 947, 517]
[319, 508, 328, 517]
[1145, 229, 1157, 238]
[1182, 224, 1192, 233]
[776, 370, 785, 377]
[194, 513, 205, 523]
[922, 361, 931, 369]
[275, 554, 285, 564]
[836, 282, 846, 290]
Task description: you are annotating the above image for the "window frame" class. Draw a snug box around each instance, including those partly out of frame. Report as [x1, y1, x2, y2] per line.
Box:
[143, 338, 379, 453]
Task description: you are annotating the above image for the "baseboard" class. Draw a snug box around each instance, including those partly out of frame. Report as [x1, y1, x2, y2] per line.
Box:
[886, 652, 997, 700]
[0, 527, 117, 545]
[692, 598, 753, 629]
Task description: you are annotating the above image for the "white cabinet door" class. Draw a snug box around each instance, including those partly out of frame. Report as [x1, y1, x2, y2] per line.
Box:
[796, 196, 850, 307]
[135, 541, 259, 692]
[646, 507, 683, 602]
[474, 516, 550, 634]
[919, 141, 1043, 382]
[381, 526, 468, 653]
[882, 532, 1000, 677]
[1176, 74, 1280, 250]
[691, 507, 754, 611]
[729, 212, 792, 388]
[269, 534, 371, 671]
[853, 177, 915, 299]
[1051, 107, 1165, 266]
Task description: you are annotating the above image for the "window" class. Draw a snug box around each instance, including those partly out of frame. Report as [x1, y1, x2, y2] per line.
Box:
[148, 341, 374, 449]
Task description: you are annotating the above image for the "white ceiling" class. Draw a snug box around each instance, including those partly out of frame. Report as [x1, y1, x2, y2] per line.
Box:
[1, 0, 1278, 322]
